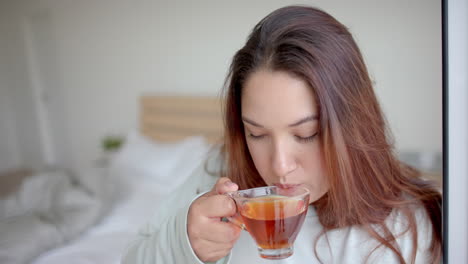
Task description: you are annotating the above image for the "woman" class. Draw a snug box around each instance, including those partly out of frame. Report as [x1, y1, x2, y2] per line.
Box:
[122, 5, 441, 264]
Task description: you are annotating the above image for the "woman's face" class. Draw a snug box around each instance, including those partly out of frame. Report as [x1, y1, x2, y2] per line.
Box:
[241, 69, 329, 203]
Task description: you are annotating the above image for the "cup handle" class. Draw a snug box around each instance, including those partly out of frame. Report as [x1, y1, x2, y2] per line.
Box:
[222, 193, 246, 230]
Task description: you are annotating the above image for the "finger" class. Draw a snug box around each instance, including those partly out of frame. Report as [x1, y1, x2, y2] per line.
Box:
[204, 249, 232, 263]
[197, 194, 237, 218]
[204, 177, 231, 196]
[202, 246, 234, 262]
[193, 239, 234, 262]
[214, 177, 239, 194]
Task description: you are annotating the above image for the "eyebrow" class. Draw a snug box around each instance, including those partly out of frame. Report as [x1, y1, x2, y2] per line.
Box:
[287, 115, 318, 127]
[242, 115, 318, 128]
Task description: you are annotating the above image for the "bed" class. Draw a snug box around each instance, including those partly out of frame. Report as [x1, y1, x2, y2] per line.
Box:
[0, 95, 224, 264]
[0, 95, 442, 264]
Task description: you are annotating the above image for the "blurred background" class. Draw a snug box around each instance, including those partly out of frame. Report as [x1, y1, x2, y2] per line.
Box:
[0, 0, 442, 174]
[4, 1, 465, 263]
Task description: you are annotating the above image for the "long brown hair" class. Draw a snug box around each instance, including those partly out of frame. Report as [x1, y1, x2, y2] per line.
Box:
[221, 5, 441, 264]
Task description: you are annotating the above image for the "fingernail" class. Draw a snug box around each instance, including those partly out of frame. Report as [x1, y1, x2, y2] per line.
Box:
[224, 181, 235, 188]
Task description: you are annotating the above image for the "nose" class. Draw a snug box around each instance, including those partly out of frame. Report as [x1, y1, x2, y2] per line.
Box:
[272, 140, 297, 179]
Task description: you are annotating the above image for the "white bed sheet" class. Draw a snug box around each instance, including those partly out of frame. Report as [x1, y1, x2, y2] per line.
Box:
[32, 133, 211, 264]
[32, 180, 165, 264]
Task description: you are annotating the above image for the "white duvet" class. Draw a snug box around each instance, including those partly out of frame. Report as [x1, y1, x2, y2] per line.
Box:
[32, 177, 166, 264]
[0, 167, 116, 264]
[13, 133, 213, 264]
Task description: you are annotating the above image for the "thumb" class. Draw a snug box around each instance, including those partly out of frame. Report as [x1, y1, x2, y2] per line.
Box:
[212, 177, 239, 195]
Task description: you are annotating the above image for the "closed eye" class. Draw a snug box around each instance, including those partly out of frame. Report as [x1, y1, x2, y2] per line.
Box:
[295, 132, 318, 143]
[248, 133, 265, 140]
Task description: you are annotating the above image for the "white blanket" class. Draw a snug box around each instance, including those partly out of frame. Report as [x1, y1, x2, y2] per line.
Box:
[0, 167, 116, 264]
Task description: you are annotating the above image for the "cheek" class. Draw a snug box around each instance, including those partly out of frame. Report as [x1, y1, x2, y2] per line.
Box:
[303, 149, 325, 176]
[246, 142, 271, 181]
[301, 147, 329, 198]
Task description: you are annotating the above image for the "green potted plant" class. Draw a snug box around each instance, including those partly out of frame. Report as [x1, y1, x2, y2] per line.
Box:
[99, 135, 125, 165]
[101, 135, 125, 152]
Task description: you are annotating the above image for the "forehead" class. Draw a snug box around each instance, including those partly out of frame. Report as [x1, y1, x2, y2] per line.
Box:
[241, 69, 318, 123]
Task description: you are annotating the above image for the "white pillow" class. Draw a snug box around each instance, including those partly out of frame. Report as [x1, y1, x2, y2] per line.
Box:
[109, 131, 210, 195]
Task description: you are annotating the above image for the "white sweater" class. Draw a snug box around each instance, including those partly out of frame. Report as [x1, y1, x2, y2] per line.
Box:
[121, 163, 434, 264]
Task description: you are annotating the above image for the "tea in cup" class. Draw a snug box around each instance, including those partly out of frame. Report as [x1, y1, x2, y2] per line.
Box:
[226, 186, 310, 260]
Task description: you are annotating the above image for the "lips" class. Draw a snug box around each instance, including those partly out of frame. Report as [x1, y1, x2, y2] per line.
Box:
[274, 183, 301, 189]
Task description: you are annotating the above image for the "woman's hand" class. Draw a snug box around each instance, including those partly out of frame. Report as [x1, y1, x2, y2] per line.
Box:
[187, 177, 241, 262]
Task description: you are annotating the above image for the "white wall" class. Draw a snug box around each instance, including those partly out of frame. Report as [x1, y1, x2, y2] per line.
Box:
[0, 61, 20, 172]
[0, 8, 18, 172]
[0, 1, 45, 172]
[0, 0, 442, 171]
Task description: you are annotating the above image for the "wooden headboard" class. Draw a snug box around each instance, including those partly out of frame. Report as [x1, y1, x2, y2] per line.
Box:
[140, 95, 224, 143]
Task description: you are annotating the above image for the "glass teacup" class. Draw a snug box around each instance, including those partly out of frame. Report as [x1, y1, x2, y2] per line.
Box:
[226, 186, 310, 260]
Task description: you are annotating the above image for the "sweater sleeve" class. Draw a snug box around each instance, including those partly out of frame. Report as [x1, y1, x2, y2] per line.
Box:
[121, 161, 232, 264]
[121, 195, 232, 264]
